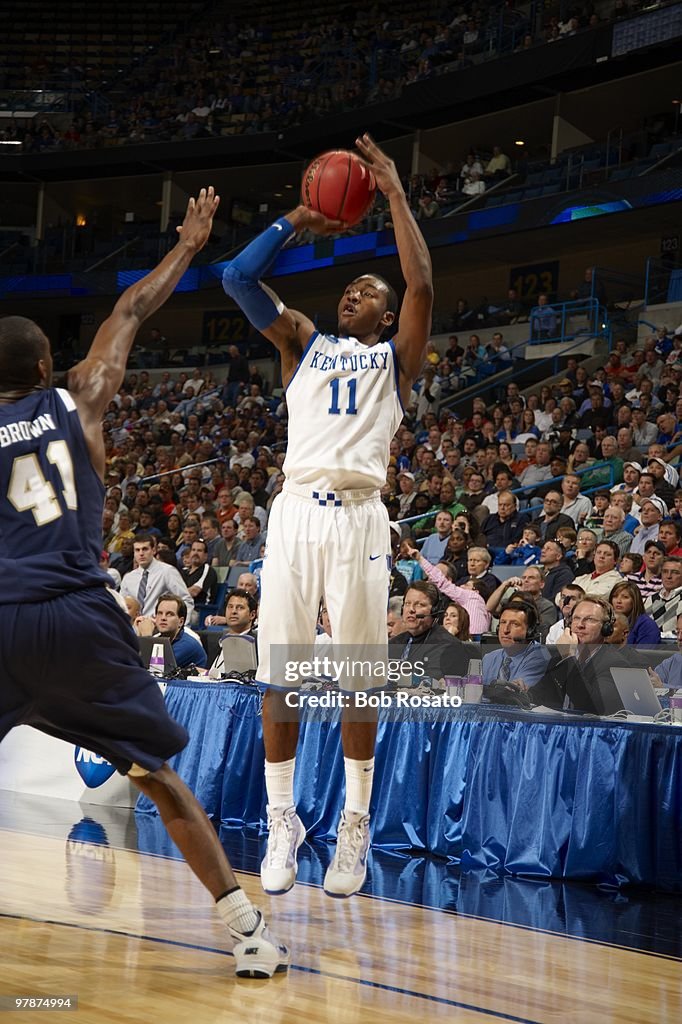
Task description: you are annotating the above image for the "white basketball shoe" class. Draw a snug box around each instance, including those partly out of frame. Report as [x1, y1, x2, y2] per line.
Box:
[230, 911, 290, 978]
[260, 804, 305, 895]
[323, 810, 370, 898]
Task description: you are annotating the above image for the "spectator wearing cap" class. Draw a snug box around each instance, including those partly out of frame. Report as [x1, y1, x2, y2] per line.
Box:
[631, 497, 666, 554]
[612, 461, 641, 495]
[398, 471, 418, 517]
[595, 506, 633, 557]
[628, 540, 666, 600]
[573, 540, 622, 597]
[577, 381, 612, 417]
[647, 456, 679, 508]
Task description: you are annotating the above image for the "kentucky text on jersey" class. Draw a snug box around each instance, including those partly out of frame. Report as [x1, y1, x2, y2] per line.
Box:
[0, 413, 56, 448]
[308, 349, 390, 373]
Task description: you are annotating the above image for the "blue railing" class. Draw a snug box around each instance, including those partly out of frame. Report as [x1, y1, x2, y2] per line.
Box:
[439, 320, 611, 417]
[527, 297, 605, 345]
[645, 256, 682, 306]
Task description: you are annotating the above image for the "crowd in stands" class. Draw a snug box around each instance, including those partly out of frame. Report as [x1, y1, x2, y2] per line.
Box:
[98, 310, 682, 700]
[1, 1, 655, 154]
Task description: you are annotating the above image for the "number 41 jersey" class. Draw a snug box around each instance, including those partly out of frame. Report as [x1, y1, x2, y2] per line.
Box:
[0, 388, 109, 604]
[283, 331, 404, 491]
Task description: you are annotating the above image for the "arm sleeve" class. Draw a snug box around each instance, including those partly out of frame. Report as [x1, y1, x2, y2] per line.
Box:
[221, 218, 294, 331]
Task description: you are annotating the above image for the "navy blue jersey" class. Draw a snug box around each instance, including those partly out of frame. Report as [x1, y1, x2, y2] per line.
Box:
[0, 387, 109, 603]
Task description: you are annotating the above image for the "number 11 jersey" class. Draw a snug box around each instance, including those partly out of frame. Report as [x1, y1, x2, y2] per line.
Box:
[282, 331, 404, 492]
[0, 388, 109, 603]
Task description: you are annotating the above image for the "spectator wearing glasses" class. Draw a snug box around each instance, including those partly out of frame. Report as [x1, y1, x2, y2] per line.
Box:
[536, 491, 574, 541]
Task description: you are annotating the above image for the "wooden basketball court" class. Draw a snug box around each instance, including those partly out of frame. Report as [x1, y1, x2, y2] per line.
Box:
[0, 802, 679, 1024]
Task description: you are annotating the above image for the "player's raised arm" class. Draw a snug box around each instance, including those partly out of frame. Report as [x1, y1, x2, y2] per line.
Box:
[355, 134, 433, 393]
[221, 207, 342, 382]
[67, 187, 220, 416]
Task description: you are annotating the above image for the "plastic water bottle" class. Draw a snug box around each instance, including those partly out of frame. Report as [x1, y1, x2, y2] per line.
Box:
[149, 643, 165, 677]
[670, 693, 682, 725]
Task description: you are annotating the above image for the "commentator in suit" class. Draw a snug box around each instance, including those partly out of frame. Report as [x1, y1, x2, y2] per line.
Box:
[542, 595, 630, 713]
[389, 581, 480, 682]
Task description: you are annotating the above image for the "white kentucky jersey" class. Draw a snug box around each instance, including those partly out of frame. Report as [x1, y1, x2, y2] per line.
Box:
[283, 330, 404, 491]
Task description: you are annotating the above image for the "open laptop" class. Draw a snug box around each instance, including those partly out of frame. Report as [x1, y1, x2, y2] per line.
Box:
[609, 668, 663, 718]
[137, 636, 177, 675]
[220, 634, 257, 675]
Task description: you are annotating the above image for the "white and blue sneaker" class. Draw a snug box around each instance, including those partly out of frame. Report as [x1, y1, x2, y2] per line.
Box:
[323, 810, 370, 898]
[230, 911, 290, 978]
[260, 804, 305, 895]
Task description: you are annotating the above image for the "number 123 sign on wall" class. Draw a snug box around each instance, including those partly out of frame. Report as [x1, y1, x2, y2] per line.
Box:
[509, 261, 559, 301]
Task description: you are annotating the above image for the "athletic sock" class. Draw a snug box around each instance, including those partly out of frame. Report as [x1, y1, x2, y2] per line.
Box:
[343, 756, 374, 815]
[216, 887, 260, 935]
[264, 757, 296, 809]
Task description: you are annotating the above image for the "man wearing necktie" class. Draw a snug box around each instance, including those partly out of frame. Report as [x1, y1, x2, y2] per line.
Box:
[482, 602, 553, 700]
[389, 581, 480, 681]
[120, 534, 194, 619]
[543, 596, 630, 713]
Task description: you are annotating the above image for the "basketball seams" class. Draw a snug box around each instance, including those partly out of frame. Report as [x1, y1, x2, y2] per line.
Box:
[302, 149, 375, 225]
[337, 151, 353, 222]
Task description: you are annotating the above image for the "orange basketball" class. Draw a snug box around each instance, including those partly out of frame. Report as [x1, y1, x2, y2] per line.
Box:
[301, 150, 376, 226]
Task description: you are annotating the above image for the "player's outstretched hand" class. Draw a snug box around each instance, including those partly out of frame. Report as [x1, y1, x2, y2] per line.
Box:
[176, 186, 220, 252]
[355, 133, 402, 198]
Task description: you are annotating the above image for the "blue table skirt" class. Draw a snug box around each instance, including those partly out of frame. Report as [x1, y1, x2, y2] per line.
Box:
[136, 681, 682, 890]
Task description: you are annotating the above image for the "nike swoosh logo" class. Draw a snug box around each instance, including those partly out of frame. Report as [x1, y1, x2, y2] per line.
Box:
[369, 554, 381, 561]
[274, 223, 283, 231]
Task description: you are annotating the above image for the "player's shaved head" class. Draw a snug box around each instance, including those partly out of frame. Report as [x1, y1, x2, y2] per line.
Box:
[0, 316, 51, 389]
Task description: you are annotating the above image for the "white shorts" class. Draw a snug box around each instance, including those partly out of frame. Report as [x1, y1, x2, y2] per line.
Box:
[257, 482, 390, 690]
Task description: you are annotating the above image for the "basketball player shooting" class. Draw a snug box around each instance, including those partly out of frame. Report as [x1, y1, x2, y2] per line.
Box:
[222, 134, 433, 897]
[0, 188, 289, 979]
